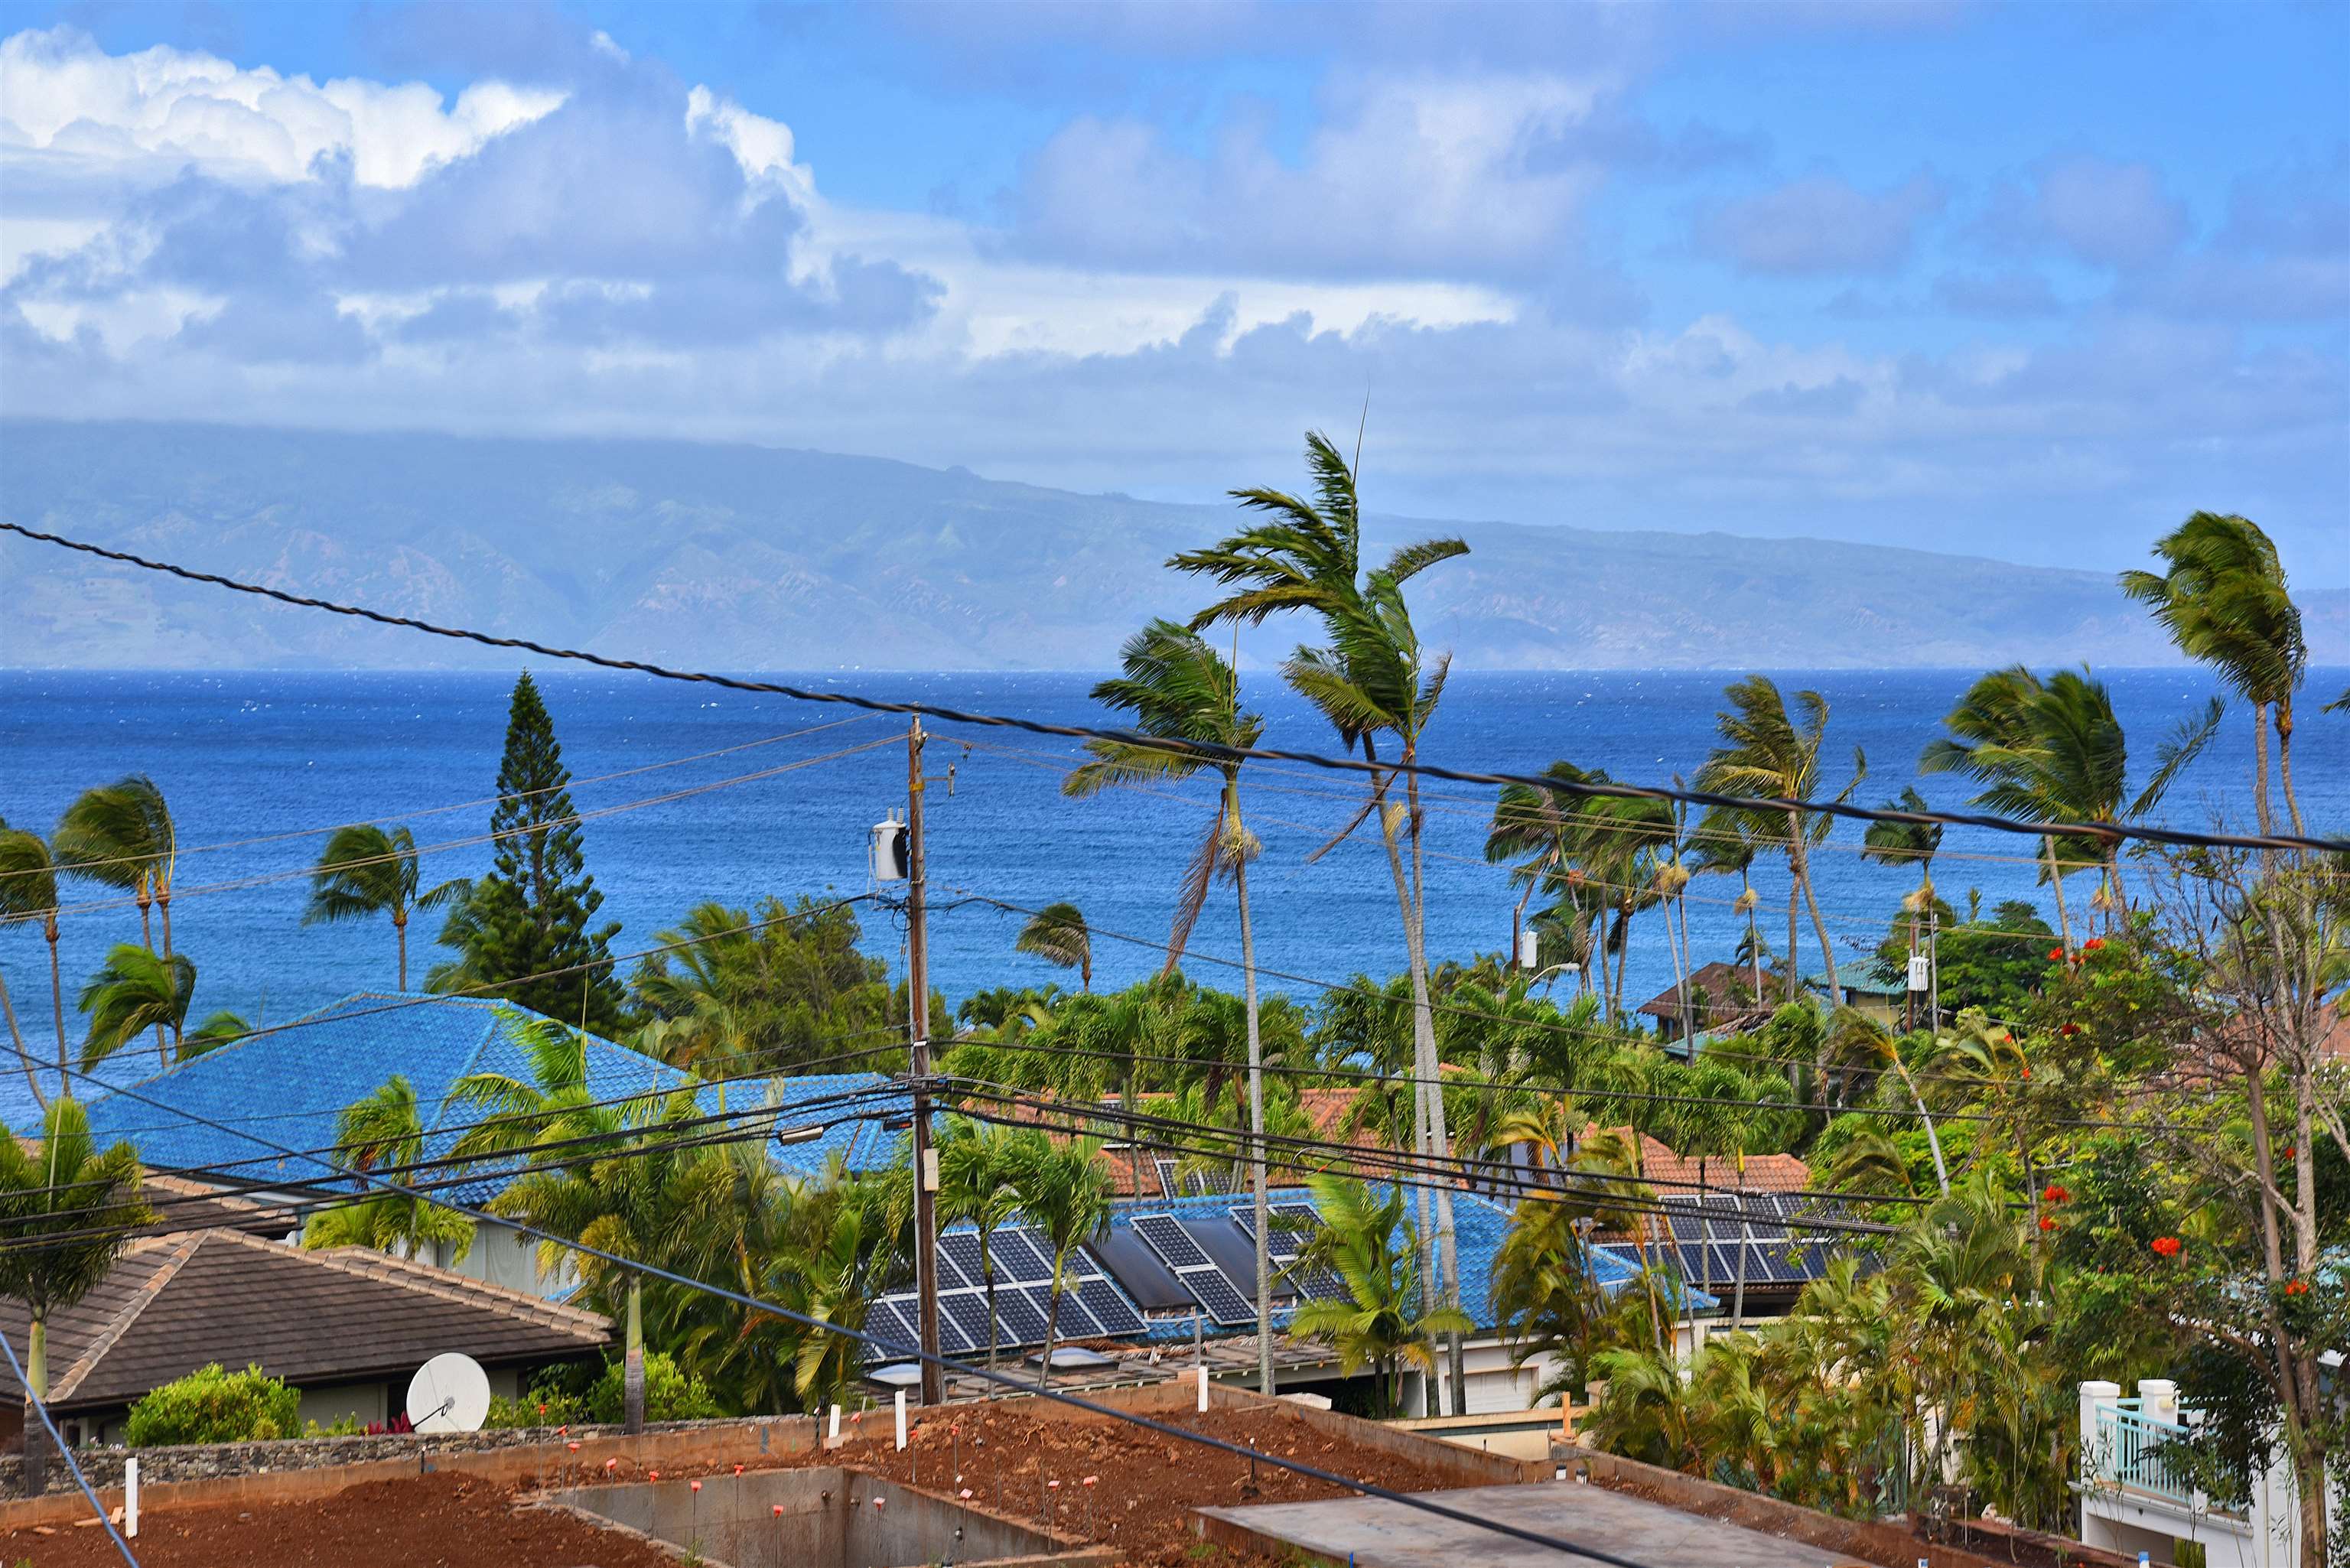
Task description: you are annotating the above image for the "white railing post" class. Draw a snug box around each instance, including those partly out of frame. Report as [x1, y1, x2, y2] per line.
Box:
[123, 1456, 138, 1538]
[2138, 1378, 2179, 1426]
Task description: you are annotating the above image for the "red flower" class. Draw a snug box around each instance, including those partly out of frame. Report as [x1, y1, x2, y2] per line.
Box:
[2058, 1023, 2081, 1037]
[2038, 1216, 2058, 1232]
[2020, 1066, 2033, 1080]
[2283, 1279, 2309, 1296]
[2081, 937, 2105, 952]
[2043, 1184, 2070, 1204]
[2048, 948, 2065, 961]
[2151, 1235, 2183, 1258]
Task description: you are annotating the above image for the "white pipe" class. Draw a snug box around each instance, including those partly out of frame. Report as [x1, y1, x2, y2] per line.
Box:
[894, 1389, 907, 1451]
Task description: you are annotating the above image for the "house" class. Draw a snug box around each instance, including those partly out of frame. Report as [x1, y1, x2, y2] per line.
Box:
[67, 992, 912, 1300]
[2078, 1376, 2339, 1568]
[0, 1228, 611, 1447]
[1632, 960, 1776, 1039]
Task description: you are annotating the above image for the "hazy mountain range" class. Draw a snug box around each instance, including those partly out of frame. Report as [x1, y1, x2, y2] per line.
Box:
[5, 421, 2342, 671]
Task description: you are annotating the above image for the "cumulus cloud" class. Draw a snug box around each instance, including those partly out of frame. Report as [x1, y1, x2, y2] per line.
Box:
[1977, 153, 2189, 270]
[1694, 171, 1945, 276]
[0, 25, 563, 189]
[1002, 73, 1623, 283]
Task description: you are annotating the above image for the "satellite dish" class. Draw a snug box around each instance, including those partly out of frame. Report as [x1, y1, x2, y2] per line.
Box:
[406, 1352, 491, 1434]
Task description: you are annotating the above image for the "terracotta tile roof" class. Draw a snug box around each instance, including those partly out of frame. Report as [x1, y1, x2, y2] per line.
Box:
[0, 1228, 610, 1413]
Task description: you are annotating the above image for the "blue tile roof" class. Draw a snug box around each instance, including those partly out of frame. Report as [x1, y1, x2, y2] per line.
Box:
[70, 993, 910, 1199]
[1103, 1187, 1715, 1343]
[0, 1053, 151, 1137]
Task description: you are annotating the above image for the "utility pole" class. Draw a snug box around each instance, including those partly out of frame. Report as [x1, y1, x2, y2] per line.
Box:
[906, 716, 943, 1407]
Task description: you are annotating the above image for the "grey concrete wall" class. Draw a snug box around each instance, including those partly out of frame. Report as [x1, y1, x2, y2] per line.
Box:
[567, 1466, 1070, 1568]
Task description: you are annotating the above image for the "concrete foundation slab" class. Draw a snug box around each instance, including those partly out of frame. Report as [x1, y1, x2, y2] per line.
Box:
[1196, 1481, 1869, 1568]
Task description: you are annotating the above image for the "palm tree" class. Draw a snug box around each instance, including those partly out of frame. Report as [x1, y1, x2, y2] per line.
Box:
[1011, 1133, 1115, 1388]
[0, 1098, 151, 1488]
[54, 776, 176, 955]
[1288, 1176, 1474, 1417]
[1827, 1008, 1950, 1196]
[1066, 620, 1284, 1387]
[936, 1118, 1032, 1382]
[0, 819, 67, 1107]
[303, 824, 466, 991]
[1860, 789, 1942, 1032]
[1921, 666, 2218, 941]
[444, 1010, 659, 1428]
[1693, 678, 1864, 1091]
[1690, 808, 1768, 1014]
[1173, 429, 1475, 1411]
[78, 942, 199, 1070]
[302, 1075, 476, 1262]
[1013, 902, 1092, 992]
[2121, 512, 2309, 835]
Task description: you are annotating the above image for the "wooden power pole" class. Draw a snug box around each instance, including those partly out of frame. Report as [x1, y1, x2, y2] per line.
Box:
[906, 716, 943, 1406]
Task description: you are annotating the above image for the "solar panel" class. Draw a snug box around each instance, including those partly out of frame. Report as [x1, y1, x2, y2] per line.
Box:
[1232, 1202, 1343, 1302]
[1184, 1268, 1255, 1325]
[1077, 1279, 1144, 1335]
[991, 1230, 1053, 1281]
[1154, 1159, 1182, 1199]
[939, 1232, 989, 1284]
[1133, 1214, 1211, 1269]
[1132, 1212, 1256, 1325]
[933, 1248, 974, 1290]
[994, 1287, 1050, 1346]
[1054, 1290, 1105, 1339]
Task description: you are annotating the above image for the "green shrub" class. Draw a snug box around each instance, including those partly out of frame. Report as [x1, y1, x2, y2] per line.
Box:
[125, 1363, 300, 1446]
[585, 1352, 717, 1425]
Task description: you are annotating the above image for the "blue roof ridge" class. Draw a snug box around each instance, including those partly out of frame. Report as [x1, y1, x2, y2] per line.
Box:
[425, 1000, 512, 1137]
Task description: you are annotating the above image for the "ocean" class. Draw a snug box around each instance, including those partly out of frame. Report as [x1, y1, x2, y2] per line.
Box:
[2, 668, 2343, 1046]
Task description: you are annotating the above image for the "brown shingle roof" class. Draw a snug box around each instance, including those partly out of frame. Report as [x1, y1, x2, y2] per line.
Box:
[0, 1229, 610, 1412]
[1632, 961, 1776, 1027]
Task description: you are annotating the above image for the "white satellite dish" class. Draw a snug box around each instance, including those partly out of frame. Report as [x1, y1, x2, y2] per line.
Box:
[405, 1352, 491, 1434]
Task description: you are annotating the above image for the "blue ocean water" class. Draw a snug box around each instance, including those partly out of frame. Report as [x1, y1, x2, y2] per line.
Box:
[2, 669, 2342, 1043]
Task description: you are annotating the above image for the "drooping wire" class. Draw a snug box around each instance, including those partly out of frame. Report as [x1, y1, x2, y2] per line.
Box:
[8, 522, 2338, 857]
[0, 1326, 141, 1566]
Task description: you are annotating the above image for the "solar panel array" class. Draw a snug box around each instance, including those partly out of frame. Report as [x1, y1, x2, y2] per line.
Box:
[1131, 1212, 1255, 1326]
[1231, 1201, 1346, 1303]
[1153, 1159, 1231, 1199]
[867, 1225, 1145, 1362]
[1652, 1192, 1853, 1287]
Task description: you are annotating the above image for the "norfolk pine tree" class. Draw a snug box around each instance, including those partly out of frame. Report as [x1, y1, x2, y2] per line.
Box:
[464, 673, 627, 1031]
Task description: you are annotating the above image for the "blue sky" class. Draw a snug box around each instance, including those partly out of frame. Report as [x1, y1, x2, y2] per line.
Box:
[2, 1, 2344, 582]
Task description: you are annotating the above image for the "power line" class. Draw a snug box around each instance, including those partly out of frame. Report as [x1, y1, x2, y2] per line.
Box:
[0, 712, 881, 885]
[0, 1327, 139, 1565]
[942, 886, 2188, 1134]
[1, 1045, 1659, 1568]
[9, 522, 2338, 857]
[35, 737, 900, 921]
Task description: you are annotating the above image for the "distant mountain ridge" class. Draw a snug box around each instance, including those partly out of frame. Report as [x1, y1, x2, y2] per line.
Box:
[5, 420, 2342, 670]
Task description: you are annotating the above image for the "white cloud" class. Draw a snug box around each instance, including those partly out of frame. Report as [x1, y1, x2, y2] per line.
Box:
[1694, 171, 1946, 276]
[0, 27, 563, 188]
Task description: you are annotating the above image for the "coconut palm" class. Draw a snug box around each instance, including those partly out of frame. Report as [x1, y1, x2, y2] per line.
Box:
[55, 777, 177, 1063]
[2120, 512, 2309, 834]
[936, 1117, 1032, 1381]
[1173, 428, 1475, 1411]
[1012, 1133, 1116, 1388]
[1921, 666, 2218, 941]
[0, 1098, 150, 1488]
[303, 823, 467, 991]
[181, 1010, 254, 1059]
[1287, 1176, 1474, 1417]
[301, 1075, 476, 1261]
[1690, 808, 1770, 1014]
[444, 1010, 660, 1428]
[54, 776, 176, 954]
[1692, 678, 1865, 1062]
[1013, 903, 1092, 993]
[1827, 1008, 1949, 1196]
[1860, 789, 1942, 1031]
[77, 942, 198, 1070]
[0, 819, 68, 1107]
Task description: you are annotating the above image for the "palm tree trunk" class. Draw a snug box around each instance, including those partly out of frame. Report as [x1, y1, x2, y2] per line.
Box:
[1730, 1156, 1751, 1331]
[136, 879, 152, 952]
[23, 1312, 48, 1495]
[0, 968, 43, 1112]
[1039, 1274, 1061, 1391]
[395, 905, 409, 992]
[1367, 764, 1446, 1408]
[2251, 700, 2276, 837]
[1782, 877, 1801, 1004]
[1402, 769, 1467, 1416]
[1230, 777, 1274, 1398]
[2043, 838, 2075, 955]
[982, 1244, 1000, 1393]
[1893, 1059, 1951, 1195]
[1662, 893, 1688, 1046]
[623, 1279, 645, 1433]
[47, 920, 67, 1104]
[2274, 698, 2305, 839]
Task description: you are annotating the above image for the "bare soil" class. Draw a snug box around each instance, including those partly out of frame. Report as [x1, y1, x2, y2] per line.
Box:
[0, 1405, 1476, 1568]
[0, 1471, 680, 1567]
